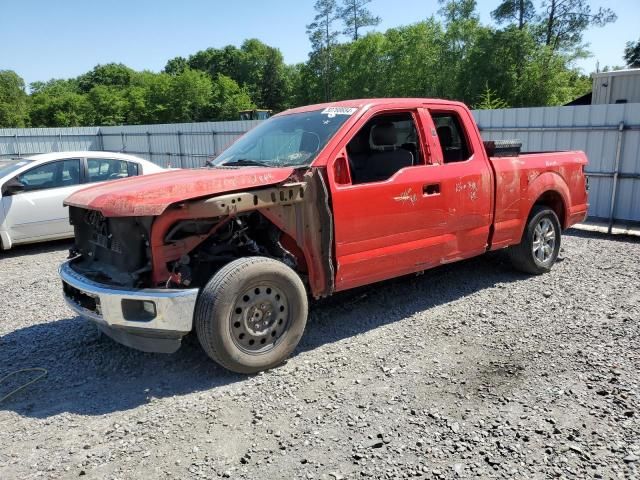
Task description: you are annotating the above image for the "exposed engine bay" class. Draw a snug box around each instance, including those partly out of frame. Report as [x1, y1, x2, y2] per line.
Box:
[70, 209, 299, 288]
[67, 168, 334, 298]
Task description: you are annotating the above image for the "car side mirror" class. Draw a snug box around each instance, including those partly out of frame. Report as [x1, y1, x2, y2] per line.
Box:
[2, 178, 26, 196]
[333, 154, 351, 186]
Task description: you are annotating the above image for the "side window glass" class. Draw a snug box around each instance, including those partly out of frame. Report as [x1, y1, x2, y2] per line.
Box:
[87, 159, 131, 183]
[127, 162, 140, 176]
[60, 159, 81, 185]
[17, 159, 80, 191]
[431, 113, 472, 163]
[345, 112, 421, 185]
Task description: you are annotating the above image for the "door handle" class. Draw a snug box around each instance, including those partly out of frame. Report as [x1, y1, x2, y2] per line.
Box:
[423, 183, 440, 195]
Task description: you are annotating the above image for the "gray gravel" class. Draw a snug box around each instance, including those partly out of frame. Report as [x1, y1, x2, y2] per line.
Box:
[0, 230, 639, 479]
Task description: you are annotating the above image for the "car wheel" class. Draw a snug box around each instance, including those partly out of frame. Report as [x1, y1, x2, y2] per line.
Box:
[508, 206, 561, 275]
[195, 256, 308, 374]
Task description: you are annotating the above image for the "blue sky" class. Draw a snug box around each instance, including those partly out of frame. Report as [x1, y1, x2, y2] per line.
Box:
[2, 0, 638, 87]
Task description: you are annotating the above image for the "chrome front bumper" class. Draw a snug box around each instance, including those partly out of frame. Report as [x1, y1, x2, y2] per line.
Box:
[59, 260, 199, 353]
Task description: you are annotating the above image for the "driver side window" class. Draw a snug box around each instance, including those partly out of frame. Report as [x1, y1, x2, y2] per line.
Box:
[17, 159, 80, 192]
[345, 112, 422, 185]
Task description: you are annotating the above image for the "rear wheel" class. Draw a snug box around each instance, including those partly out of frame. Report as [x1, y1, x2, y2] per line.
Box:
[195, 257, 308, 374]
[508, 206, 561, 275]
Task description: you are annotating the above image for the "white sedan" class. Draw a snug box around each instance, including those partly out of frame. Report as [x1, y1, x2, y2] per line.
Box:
[0, 151, 164, 250]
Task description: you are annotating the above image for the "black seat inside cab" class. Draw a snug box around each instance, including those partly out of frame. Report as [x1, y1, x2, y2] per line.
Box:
[346, 116, 417, 184]
[365, 122, 414, 182]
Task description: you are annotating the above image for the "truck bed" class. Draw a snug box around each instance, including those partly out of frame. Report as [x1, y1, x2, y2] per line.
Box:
[489, 150, 589, 249]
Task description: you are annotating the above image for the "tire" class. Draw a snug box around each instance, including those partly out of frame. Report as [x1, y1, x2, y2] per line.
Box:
[508, 206, 561, 275]
[195, 256, 308, 374]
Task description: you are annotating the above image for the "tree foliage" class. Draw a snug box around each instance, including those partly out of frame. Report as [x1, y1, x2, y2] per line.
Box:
[491, 0, 535, 29]
[0, 70, 29, 127]
[625, 38, 640, 68]
[338, 0, 381, 40]
[307, 0, 340, 102]
[474, 84, 510, 109]
[538, 0, 616, 52]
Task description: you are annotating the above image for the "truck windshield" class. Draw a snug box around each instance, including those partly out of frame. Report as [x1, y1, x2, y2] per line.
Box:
[212, 109, 354, 168]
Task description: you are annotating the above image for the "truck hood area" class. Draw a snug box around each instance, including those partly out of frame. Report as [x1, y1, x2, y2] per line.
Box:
[65, 166, 296, 217]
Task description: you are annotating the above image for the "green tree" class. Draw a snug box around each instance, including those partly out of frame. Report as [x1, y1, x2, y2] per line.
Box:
[307, 0, 340, 101]
[338, 0, 380, 40]
[210, 74, 254, 120]
[624, 38, 640, 68]
[188, 45, 243, 80]
[438, 0, 482, 100]
[474, 84, 510, 109]
[491, 0, 535, 29]
[128, 71, 172, 124]
[88, 85, 129, 126]
[164, 56, 188, 75]
[239, 39, 290, 111]
[29, 79, 94, 127]
[538, 0, 616, 52]
[77, 63, 134, 93]
[167, 68, 214, 122]
[0, 70, 28, 127]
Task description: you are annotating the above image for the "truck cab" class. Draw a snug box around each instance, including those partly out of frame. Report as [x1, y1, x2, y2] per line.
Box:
[60, 99, 588, 373]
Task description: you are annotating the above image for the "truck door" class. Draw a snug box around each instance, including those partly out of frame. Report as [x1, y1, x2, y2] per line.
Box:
[327, 108, 456, 291]
[426, 105, 494, 257]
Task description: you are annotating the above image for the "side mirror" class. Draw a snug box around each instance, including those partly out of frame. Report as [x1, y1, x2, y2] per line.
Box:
[333, 155, 351, 185]
[2, 178, 25, 196]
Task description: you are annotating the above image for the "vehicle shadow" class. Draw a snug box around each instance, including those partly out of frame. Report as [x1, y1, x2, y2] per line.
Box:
[0, 238, 73, 258]
[1, 251, 521, 419]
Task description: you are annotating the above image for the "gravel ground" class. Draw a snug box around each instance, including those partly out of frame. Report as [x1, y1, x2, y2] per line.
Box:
[0, 230, 639, 480]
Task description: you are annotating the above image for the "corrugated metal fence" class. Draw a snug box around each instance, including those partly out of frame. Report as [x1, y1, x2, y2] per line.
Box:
[0, 120, 261, 169]
[99, 120, 261, 168]
[1, 104, 639, 227]
[473, 103, 640, 228]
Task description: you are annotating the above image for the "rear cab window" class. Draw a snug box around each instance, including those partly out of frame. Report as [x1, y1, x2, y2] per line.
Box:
[431, 112, 473, 163]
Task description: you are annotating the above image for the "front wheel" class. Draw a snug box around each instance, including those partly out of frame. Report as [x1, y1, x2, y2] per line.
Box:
[508, 206, 561, 275]
[195, 257, 308, 374]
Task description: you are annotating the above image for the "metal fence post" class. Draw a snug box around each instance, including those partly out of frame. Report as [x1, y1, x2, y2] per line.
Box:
[212, 130, 217, 156]
[14, 133, 20, 156]
[120, 132, 126, 152]
[146, 131, 153, 163]
[177, 131, 184, 168]
[58, 132, 62, 152]
[608, 121, 625, 234]
[97, 130, 104, 151]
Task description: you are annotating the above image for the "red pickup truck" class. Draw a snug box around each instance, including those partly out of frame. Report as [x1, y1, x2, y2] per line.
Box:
[60, 99, 588, 373]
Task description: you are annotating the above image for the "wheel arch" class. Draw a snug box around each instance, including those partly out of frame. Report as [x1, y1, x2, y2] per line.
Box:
[526, 172, 571, 230]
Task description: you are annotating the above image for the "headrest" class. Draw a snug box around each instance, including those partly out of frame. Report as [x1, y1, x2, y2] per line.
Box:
[437, 125, 453, 148]
[370, 122, 397, 150]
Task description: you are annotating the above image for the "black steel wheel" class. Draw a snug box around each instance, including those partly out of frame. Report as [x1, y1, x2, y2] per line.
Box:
[195, 257, 308, 374]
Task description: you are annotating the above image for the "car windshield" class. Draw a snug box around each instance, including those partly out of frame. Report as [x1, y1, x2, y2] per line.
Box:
[212, 108, 355, 168]
[0, 159, 32, 178]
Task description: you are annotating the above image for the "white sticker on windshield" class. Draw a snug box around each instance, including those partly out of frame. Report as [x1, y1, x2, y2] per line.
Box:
[321, 106, 357, 118]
